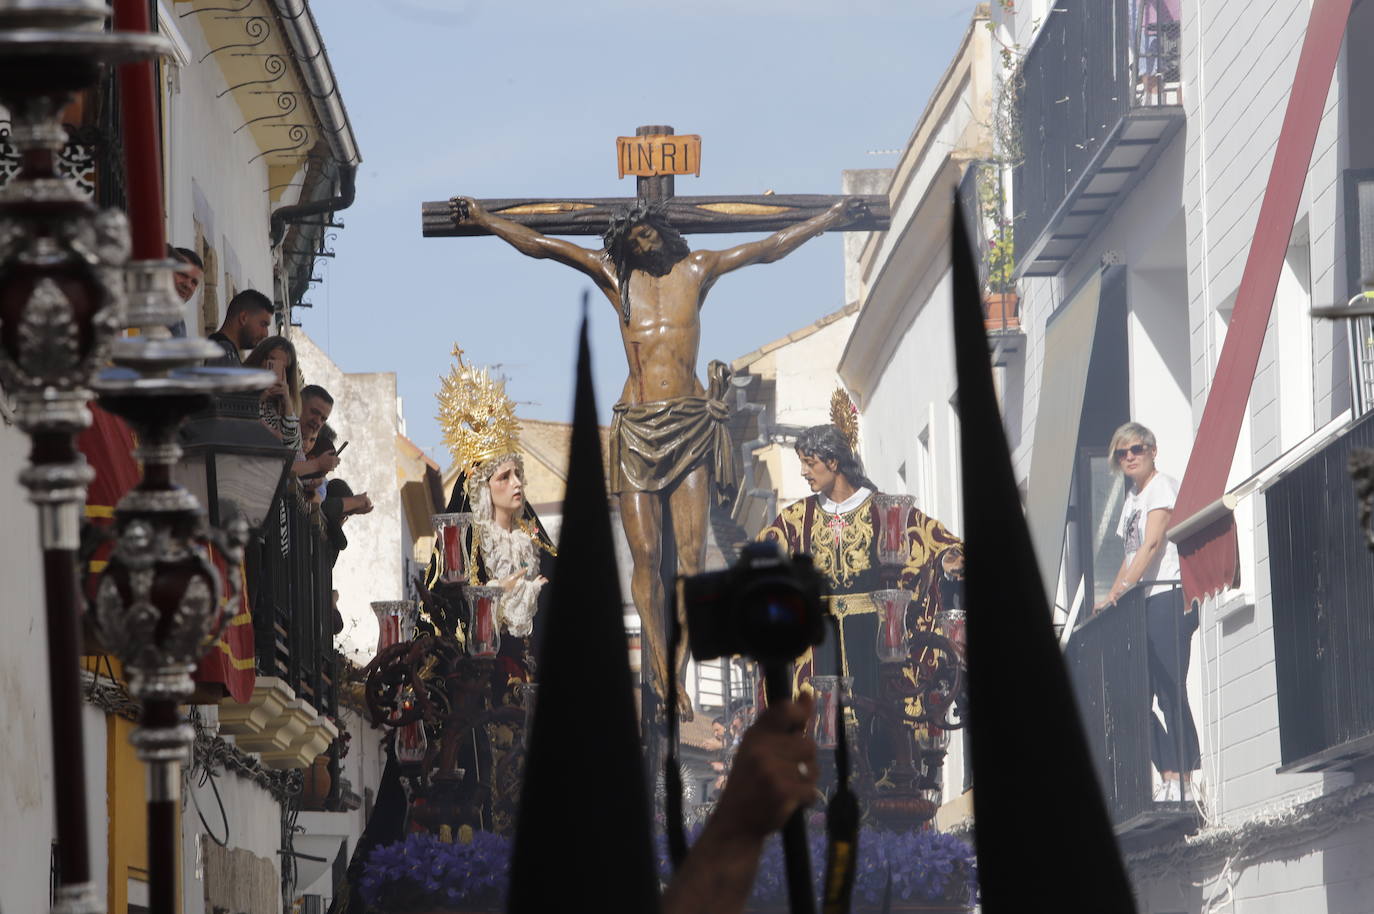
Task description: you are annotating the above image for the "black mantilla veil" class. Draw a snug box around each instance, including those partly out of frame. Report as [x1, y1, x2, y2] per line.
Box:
[603, 199, 691, 323]
[423, 465, 558, 657]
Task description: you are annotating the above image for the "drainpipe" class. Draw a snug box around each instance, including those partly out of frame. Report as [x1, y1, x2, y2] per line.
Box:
[270, 162, 356, 247]
[265, 0, 361, 317]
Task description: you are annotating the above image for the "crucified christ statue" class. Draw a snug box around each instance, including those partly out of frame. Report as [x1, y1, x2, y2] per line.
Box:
[451, 194, 870, 717]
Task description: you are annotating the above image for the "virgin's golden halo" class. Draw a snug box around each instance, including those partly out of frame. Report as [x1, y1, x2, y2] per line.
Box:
[436, 344, 521, 475]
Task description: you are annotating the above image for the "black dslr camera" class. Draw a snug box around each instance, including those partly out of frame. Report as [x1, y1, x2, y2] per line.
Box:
[682, 540, 828, 664]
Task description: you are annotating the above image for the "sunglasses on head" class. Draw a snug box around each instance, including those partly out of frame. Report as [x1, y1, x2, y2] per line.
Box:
[1113, 443, 1150, 462]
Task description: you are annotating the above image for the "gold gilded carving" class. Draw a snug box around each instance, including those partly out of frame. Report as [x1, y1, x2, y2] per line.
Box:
[496, 202, 596, 215]
[696, 202, 792, 216]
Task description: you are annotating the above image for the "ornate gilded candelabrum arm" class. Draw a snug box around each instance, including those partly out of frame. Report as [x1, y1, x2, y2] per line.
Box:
[0, 4, 169, 912]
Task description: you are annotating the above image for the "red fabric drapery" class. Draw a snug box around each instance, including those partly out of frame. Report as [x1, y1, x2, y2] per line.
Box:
[76, 405, 255, 701]
[193, 545, 256, 704]
[77, 405, 140, 595]
[1170, 0, 1353, 606]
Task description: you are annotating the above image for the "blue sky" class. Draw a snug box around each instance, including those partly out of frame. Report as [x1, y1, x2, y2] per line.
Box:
[304, 0, 980, 465]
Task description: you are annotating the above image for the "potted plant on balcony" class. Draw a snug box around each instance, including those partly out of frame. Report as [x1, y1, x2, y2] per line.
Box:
[976, 161, 1020, 332]
[359, 831, 512, 914]
[975, 6, 1029, 331]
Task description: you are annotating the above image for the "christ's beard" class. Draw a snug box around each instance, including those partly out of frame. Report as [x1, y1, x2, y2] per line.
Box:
[628, 245, 687, 277]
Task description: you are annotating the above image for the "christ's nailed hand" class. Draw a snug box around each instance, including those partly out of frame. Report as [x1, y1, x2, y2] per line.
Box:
[451, 196, 483, 223]
[831, 196, 869, 225]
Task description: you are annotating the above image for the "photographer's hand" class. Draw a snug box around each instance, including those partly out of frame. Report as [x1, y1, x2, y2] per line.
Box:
[663, 694, 817, 914]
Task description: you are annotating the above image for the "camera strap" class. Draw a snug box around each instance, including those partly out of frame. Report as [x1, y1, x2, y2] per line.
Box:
[821, 615, 858, 914]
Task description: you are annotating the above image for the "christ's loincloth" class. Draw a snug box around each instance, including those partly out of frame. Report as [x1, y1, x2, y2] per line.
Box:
[609, 361, 737, 502]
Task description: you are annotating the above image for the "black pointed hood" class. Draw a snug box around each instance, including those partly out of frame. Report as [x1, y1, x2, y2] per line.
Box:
[506, 314, 660, 913]
[951, 202, 1136, 912]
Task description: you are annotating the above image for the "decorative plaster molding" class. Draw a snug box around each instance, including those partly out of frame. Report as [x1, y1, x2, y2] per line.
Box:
[217, 676, 295, 740]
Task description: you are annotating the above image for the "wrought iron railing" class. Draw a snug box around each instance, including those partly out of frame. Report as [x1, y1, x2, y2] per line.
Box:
[1013, 0, 1181, 268]
[1268, 410, 1374, 770]
[249, 484, 340, 718]
[0, 69, 126, 206]
[1065, 582, 1192, 833]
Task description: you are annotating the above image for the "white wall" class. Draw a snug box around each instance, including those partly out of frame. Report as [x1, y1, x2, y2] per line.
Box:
[769, 314, 858, 507]
[162, 4, 288, 333]
[1013, 133, 1191, 485]
[0, 422, 56, 913]
[861, 266, 962, 532]
[293, 331, 405, 665]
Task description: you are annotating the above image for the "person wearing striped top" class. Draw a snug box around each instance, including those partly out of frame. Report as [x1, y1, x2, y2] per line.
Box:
[244, 336, 302, 451]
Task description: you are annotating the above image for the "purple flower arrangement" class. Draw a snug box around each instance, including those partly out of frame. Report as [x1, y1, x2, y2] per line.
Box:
[360, 831, 512, 913]
[656, 825, 977, 909]
[853, 828, 977, 907]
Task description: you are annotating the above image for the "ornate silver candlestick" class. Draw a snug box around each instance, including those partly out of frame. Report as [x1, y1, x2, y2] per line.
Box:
[0, 3, 168, 911]
[92, 237, 270, 914]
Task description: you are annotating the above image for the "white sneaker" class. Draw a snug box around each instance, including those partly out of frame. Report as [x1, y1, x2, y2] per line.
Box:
[1152, 779, 1180, 802]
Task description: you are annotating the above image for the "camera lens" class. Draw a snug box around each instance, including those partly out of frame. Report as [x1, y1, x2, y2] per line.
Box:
[738, 579, 815, 661]
[760, 596, 802, 628]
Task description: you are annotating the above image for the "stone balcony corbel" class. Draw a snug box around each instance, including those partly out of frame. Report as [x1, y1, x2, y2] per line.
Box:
[217, 676, 296, 742]
[261, 707, 339, 770]
[244, 697, 314, 759]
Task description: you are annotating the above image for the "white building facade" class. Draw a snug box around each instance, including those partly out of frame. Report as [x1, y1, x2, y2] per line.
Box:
[0, 3, 380, 913]
[996, 0, 1374, 910]
[836, 5, 994, 827]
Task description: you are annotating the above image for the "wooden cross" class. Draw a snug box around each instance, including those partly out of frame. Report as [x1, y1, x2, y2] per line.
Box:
[421, 124, 890, 239]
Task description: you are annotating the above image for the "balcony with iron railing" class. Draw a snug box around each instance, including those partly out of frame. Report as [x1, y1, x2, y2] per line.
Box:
[1013, 0, 1184, 277]
[181, 392, 345, 777]
[1065, 583, 1201, 845]
[1268, 409, 1374, 773]
[251, 484, 341, 717]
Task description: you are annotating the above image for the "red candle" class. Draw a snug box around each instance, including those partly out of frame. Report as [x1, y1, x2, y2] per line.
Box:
[379, 615, 400, 650]
[396, 721, 427, 764]
[815, 688, 837, 749]
[880, 602, 906, 655]
[442, 524, 464, 580]
[882, 505, 906, 553]
[471, 590, 499, 657]
[112, 0, 166, 259]
[873, 590, 912, 663]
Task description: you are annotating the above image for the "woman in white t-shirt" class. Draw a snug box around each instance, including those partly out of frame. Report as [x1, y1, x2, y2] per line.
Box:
[1094, 421, 1200, 801]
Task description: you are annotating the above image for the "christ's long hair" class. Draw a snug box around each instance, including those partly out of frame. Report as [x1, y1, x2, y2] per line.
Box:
[795, 423, 878, 493]
[602, 200, 691, 322]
